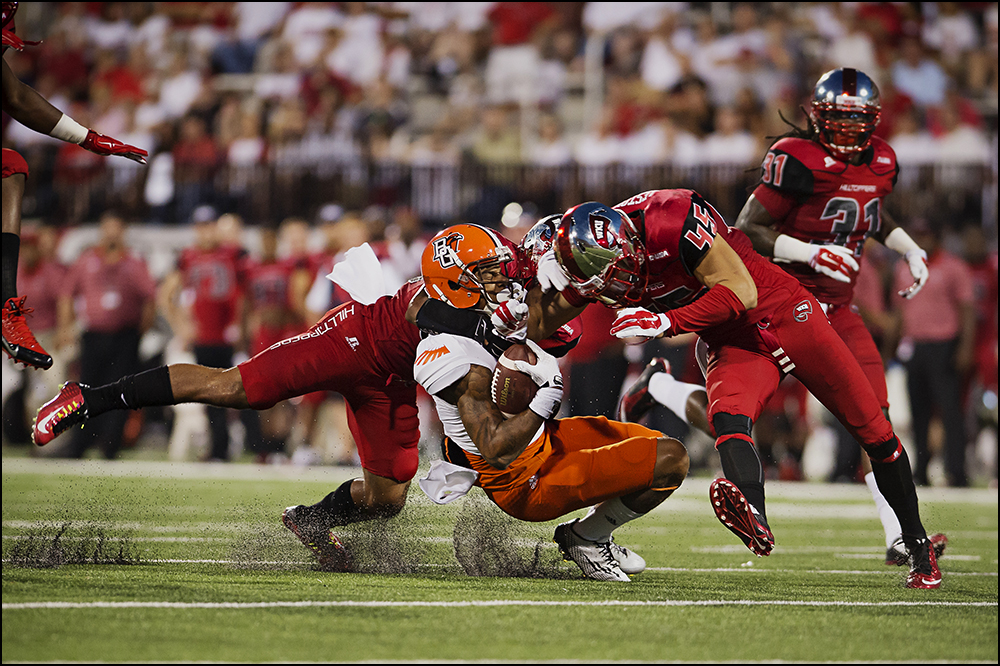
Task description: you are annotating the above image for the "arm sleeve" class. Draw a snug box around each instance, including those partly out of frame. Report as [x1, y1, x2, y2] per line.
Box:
[667, 283, 747, 335]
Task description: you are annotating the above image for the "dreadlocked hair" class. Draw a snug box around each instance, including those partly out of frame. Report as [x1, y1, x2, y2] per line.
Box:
[768, 106, 818, 146]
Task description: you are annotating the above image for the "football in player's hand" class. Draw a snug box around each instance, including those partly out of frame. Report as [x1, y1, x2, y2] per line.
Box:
[491, 344, 539, 418]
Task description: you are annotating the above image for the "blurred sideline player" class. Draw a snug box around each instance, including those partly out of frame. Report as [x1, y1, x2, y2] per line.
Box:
[32, 219, 580, 571]
[159, 208, 247, 462]
[412, 226, 688, 582]
[2, 1, 148, 369]
[730, 67, 943, 561]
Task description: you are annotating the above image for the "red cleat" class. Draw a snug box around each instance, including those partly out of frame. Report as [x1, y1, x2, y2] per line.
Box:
[886, 532, 948, 566]
[2, 296, 53, 369]
[905, 535, 943, 589]
[617, 358, 670, 423]
[710, 478, 774, 557]
[32, 382, 89, 446]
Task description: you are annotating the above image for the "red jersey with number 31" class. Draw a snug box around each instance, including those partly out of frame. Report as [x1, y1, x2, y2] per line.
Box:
[754, 136, 899, 307]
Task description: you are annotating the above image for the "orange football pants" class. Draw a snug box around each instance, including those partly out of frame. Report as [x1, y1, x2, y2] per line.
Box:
[466, 416, 661, 522]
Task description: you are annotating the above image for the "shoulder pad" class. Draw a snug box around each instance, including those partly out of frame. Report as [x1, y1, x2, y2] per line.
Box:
[413, 334, 495, 396]
[867, 136, 898, 176]
[761, 138, 819, 195]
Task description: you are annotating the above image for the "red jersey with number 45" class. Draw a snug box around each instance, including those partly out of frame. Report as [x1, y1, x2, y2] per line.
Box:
[753, 136, 899, 307]
[614, 189, 801, 338]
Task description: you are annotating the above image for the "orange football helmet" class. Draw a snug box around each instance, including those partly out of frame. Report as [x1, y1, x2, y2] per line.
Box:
[421, 224, 527, 309]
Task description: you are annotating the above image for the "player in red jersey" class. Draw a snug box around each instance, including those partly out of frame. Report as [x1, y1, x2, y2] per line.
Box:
[33, 220, 581, 571]
[2, 1, 148, 369]
[240, 225, 310, 461]
[160, 209, 248, 461]
[731, 67, 941, 563]
[535, 187, 941, 588]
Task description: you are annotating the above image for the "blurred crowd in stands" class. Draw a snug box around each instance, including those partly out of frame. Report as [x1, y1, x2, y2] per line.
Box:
[1, 2, 997, 487]
[2, 2, 997, 226]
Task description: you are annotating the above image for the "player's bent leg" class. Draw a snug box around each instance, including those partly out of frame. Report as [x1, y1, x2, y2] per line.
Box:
[555, 433, 688, 582]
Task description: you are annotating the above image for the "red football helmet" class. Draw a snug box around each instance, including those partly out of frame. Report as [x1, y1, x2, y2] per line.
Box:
[810, 67, 882, 158]
[519, 214, 560, 269]
[421, 224, 529, 310]
[554, 202, 647, 306]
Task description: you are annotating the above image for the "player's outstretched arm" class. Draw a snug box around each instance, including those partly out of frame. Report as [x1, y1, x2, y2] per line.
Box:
[2, 58, 148, 164]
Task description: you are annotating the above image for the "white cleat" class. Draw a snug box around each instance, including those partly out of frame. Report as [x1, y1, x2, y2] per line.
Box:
[609, 538, 646, 575]
[553, 520, 631, 582]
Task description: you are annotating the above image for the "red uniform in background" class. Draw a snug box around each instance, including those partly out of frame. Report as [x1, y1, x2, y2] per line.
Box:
[968, 251, 999, 396]
[176, 242, 246, 348]
[751, 136, 900, 409]
[244, 253, 306, 356]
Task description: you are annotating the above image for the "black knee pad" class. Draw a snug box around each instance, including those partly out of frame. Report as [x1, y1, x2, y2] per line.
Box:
[713, 412, 754, 438]
[864, 435, 903, 464]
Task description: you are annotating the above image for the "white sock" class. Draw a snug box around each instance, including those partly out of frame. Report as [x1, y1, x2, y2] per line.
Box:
[572, 497, 644, 543]
[865, 471, 902, 548]
[648, 373, 703, 425]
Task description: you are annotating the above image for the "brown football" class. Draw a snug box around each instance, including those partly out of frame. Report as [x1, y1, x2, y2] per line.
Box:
[491, 344, 539, 418]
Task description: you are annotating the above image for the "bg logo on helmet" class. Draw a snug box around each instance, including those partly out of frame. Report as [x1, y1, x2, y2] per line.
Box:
[590, 213, 617, 249]
[431, 232, 464, 268]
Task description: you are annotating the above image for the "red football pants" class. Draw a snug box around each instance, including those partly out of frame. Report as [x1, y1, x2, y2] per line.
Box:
[703, 289, 894, 448]
[238, 301, 420, 482]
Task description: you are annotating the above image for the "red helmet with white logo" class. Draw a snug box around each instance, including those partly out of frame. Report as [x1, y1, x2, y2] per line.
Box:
[554, 202, 647, 306]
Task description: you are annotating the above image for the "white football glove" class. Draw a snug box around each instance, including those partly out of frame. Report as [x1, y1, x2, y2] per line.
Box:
[490, 299, 529, 341]
[610, 307, 672, 342]
[773, 235, 858, 284]
[898, 249, 929, 299]
[535, 249, 569, 292]
[512, 339, 563, 420]
[512, 338, 562, 388]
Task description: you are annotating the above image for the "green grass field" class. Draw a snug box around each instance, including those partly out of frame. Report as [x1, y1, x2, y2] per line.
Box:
[2, 457, 997, 663]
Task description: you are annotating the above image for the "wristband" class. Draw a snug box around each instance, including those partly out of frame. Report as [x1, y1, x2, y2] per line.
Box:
[528, 385, 563, 420]
[884, 227, 923, 257]
[50, 114, 89, 144]
[772, 234, 814, 264]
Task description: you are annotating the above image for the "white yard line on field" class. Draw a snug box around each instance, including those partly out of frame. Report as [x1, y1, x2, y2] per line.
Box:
[3, 599, 996, 610]
[3, 458, 997, 506]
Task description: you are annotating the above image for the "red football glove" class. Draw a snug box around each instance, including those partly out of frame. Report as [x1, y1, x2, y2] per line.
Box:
[490, 299, 529, 341]
[1, 29, 40, 51]
[807, 245, 859, 284]
[80, 130, 148, 164]
[610, 307, 673, 343]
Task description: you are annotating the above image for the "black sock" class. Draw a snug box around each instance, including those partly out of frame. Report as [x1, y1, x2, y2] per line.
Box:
[717, 437, 767, 524]
[869, 445, 926, 539]
[2, 232, 20, 303]
[316, 479, 369, 526]
[81, 366, 175, 418]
